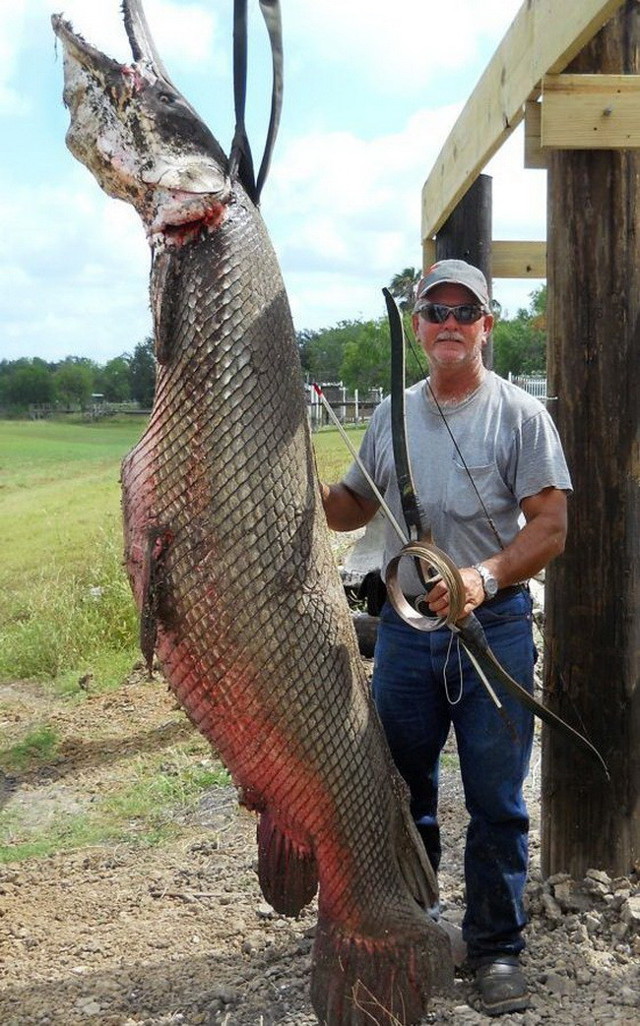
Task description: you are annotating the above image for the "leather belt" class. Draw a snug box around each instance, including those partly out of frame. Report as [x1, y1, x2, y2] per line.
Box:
[482, 584, 529, 606]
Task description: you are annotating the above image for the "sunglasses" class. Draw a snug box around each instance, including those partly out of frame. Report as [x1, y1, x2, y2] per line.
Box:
[417, 302, 486, 325]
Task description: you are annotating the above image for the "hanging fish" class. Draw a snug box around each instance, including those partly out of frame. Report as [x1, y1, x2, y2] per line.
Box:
[51, 4, 454, 1023]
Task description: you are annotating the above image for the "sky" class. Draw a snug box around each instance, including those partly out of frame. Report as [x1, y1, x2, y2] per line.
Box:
[1, 0, 547, 365]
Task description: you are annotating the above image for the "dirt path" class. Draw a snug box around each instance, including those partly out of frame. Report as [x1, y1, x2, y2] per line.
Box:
[1, 676, 638, 1026]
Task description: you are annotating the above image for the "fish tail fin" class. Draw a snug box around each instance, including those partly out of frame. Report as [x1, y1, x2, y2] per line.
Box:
[310, 911, 453, 1026]
[256, 810, 318, 916]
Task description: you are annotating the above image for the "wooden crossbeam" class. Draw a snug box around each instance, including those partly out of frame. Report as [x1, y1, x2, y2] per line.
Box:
[421, 0, 626, 243]
[542, 74, 640, 148]
[524, 101, 546, 170]
[492, 241, 546, 279]
[420, 240, 546, 280]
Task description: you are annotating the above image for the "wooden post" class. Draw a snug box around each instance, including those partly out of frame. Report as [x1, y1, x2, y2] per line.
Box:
[542, 0, 640, 878]
[435, 174, 494, 367]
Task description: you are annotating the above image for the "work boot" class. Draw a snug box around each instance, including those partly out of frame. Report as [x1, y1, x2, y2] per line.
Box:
[473, 956, 529, 1016]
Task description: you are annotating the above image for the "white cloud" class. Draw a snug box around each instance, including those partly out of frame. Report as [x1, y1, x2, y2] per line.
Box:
[0, 1, 29, 116]
[0, 171, 151, 362]
[262, 102, 547, 330]
[486, 127, 547, 240]
[39, 0, 220, 67]
[262, 105, 463, 317]
[1, 0, 541, 362]
[282, 0, 521, 93]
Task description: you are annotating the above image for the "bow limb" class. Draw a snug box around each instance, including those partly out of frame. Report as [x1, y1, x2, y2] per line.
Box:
[456, 617, 610, 779]
[383, 288, 427, 541]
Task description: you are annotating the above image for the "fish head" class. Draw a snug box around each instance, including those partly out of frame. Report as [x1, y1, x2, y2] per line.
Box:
[52, 5, 232, 243]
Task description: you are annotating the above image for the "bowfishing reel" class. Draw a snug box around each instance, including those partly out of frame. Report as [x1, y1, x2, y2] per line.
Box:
[385, 540, 467, 632]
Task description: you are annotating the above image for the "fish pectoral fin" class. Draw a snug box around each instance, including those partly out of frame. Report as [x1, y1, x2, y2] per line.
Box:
[388, 769, 439, 910]
[151, 250, 179, 365]
[256, 810, 317, 916]
[140, 525, 175, 675]
[398, 805, 440, 911]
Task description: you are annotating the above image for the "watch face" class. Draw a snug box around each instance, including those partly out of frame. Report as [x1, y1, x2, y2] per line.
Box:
[476, 564, 498, 598]
[485, 575, 498, 598]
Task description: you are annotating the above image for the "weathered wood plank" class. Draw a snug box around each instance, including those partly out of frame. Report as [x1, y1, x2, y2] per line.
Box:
[542, 0, 640, 880]
[491, 241, 546, 278]
[524, 100, 547, 169]
[542, 73, 640, 147]
[422, 0, 626, 241]
[422, 238, 436, 270]
[421, 240, 546, 280]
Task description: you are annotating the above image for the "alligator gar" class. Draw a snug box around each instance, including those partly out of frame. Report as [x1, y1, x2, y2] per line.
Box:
[51, 3, 453, 1022]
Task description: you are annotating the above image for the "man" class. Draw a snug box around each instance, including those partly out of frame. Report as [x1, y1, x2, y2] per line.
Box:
[321, 259, 571, 1017]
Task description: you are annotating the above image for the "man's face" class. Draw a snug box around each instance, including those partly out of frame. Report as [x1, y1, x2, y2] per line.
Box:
[412, 283, 493, 372]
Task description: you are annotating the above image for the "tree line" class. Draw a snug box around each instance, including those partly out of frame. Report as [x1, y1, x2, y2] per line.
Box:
[0, 278, 546, 415]
[299, 276, 547, 391]
[0, 339, 156, 414]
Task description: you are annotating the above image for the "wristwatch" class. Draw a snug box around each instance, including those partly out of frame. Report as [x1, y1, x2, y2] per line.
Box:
[473, 563, 499, 600]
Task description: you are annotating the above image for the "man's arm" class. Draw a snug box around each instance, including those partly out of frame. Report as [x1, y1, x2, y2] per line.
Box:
[427, 486, 568, 617]
[479, 486, 568, 587]
[320, 482, 380, 532]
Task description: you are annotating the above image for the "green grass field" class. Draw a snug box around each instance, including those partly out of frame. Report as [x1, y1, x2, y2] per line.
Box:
[0, 415, 364, 861]
[0, 416, 364, 689]
[0, 417, 148, 688]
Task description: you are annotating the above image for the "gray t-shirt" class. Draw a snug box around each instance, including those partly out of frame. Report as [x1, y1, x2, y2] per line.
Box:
[342, 371, 572, 593]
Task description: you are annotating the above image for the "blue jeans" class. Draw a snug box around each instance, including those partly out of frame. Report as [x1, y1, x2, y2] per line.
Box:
[372, 589, 536, 962]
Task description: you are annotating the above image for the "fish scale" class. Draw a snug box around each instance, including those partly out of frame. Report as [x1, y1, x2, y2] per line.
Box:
[52, 3, 454, 1023]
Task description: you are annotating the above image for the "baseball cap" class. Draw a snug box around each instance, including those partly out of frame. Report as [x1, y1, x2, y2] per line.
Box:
[413, 259, 490, 312]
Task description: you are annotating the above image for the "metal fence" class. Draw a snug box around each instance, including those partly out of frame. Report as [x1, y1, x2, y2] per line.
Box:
[307, 383, 383, 429]
[508, 373, 551, 402]
[308, 375, 553, 429]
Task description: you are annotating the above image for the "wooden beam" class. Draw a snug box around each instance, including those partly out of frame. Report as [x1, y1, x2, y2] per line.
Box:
[542, 0, 640, 884]
[422, 238, 436, 272]
[491, 241, 546, 278]
[421, 0, 626, 243]
[524, 101, 547, 169]
[542, 73, 640, 148]
[421, 240, 546, 279]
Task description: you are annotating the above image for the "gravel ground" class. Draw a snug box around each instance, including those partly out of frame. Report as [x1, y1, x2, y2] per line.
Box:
[1, 655, 639, 1026]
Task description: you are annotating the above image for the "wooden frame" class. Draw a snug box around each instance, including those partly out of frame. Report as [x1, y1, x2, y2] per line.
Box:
[491, 241, 546, 279]
[524, 100, 546, 170]
[421, 0, 626, 244]
[422, 240, 545, 279]
[541, 74, 640, 148]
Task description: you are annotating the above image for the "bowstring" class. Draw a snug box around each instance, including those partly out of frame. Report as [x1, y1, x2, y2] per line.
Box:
[405, 332, 506, 552]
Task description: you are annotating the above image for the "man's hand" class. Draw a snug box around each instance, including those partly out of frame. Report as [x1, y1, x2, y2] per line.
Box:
[320, 482, 379, 532]
[423, 566, 485, 618]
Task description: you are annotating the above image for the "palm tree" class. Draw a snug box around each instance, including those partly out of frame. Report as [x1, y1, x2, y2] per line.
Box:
[388, 267, 421, 312]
